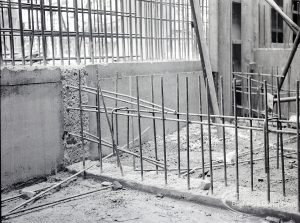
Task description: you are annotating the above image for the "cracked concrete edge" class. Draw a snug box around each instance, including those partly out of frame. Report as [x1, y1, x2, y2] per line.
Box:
[67, 168, 300, 222]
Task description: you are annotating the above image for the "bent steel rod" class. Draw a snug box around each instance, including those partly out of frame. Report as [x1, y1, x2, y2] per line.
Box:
[68, 105, 298, 135]
[6, 164, 96, 214]
[69, 133, 164, 168]
[206, 78, 213, 194]
[186, 77, 190, 190]
[67, 85, 295, 124]
[81, 85, 175, 113]
[136, 76, 144, 181]
[161, 77, 168, 185]
[3, 186, 111, 219]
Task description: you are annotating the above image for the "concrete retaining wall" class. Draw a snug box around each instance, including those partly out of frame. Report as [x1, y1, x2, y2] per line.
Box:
[0, 61, 202, 186]
[1, 67, 64, 187]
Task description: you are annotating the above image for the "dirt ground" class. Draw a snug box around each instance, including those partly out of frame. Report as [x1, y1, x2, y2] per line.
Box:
[108, 121, 298, 200]
[1, 172, 263, 223]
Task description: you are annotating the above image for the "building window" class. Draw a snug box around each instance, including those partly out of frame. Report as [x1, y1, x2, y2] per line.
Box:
[293, 0, 300, 41]
[271, 0, 284, 43]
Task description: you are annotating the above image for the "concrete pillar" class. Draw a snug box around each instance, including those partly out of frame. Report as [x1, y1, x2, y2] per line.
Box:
[218, 0, 232, 115]
[209, 0, 219, 72]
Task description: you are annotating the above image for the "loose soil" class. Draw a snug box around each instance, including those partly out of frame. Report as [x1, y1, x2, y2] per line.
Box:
[1, 172, 262, 223]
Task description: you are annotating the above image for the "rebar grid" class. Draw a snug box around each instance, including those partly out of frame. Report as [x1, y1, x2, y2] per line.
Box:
[67, 70, 300, 210]
[0, 0, 209, 66]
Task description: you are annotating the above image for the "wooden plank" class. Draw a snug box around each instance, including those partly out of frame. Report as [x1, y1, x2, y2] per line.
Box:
[190, 0, 222, 136]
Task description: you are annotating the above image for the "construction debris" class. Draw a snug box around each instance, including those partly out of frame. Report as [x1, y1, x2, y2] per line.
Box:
[112, 181, 123, 191]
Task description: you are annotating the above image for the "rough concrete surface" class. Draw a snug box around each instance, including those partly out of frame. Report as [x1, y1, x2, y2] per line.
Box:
[61, 67, 90, 165]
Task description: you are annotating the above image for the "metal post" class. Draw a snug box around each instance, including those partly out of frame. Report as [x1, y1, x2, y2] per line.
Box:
[220, 76, 227, 186]
[198, 75, 205, 180]
[233, 78, 239, 200]
[186, 77, 190, 190]
[264, 80, 270, 203]
[277, 77, 285, 197]
[136, 76, 144, 181]
[206, 78, 213, 194]
[96, 79, 102, 173]
[161, 77, 167, 185]
[248, 76, 254, 191]
[151, 75, 158, 174]
[296, 80, 300, 211]
[177, 74, 181, 177]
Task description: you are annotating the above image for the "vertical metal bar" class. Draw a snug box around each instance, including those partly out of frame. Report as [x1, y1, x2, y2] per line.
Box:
[8, 0, 15, 66]
[160, 0, 163, 59]
[136, 76, 144, 180]
[74, 0, 80, 64]
[206, 78, 213, 194]
[78, 71, 86, 178]
[49, 0, 55, 65]
[276, 77, 285, 197]
[66, 0, 70, 65]
[115, 0, 119, 61]
[186, 77, 190, 190]
[103, 0, 108, 62]
[151, 75, 158, 174]
[29, 0, 34, 65]
[135, 0, 138, 60]
[288, 68, 291, 127]
[110, 0, 114, 62]
[220, 76, 227, 186]
[233, 78, 239, 200]
[82, 0, 87, 64]
[115, 74, 119, 149]
[150, 0, 154, 60]
[96, 0, 102, 63]
[145, 1, 149, 60]
[187, 0, 190, 59]
[161, 77, 167, 185]
[178, 0, 181, 59]
[129, 0, 133, 61]
[88, 0, 94, 63]
[96, 79, 102, 173]
[296, 80, 300, 212]
[58, 0, 64, 64]
[129, 76, 135, 169]
[248, 76, 254, 191]
[264, 81, 270, 203]
[121, 0, 125, 61]
[18, 0, 25, 65]
[139, 0, 143, 61]
[198, 75, 205, 180]
[98, 82, 124, 176]
[177, 74, 181, 177]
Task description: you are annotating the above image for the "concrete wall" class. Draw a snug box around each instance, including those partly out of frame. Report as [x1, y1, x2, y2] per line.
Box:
[254, 48, 300, 115]
[1, 67, 64, 187]
[85, 61, 204, 158]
